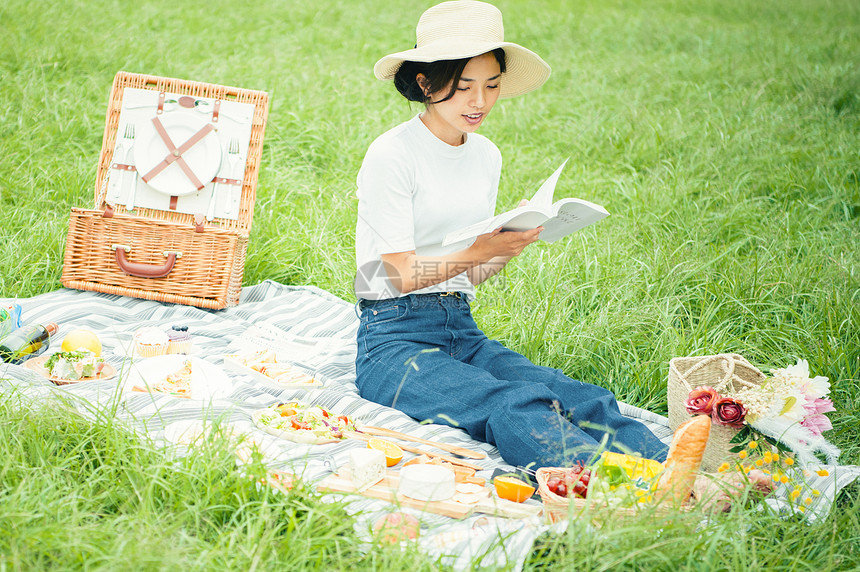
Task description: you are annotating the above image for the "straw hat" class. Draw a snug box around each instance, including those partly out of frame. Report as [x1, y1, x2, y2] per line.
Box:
[373, 0, 551, 99]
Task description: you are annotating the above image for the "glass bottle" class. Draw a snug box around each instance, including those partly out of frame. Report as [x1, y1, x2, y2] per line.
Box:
[0, 322, 59, 364]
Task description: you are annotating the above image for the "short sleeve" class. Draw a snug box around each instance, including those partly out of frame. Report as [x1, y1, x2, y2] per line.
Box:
[356, 138, 416, 254]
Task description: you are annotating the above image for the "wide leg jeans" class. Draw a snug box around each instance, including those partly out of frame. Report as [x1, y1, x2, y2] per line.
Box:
[355, 293, 668, 469]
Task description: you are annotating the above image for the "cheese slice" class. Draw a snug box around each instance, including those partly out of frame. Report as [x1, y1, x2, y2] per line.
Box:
[349, 448, 386, 490]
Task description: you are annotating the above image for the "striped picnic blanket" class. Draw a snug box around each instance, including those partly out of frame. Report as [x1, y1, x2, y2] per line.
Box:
[2, 281, 857, 570]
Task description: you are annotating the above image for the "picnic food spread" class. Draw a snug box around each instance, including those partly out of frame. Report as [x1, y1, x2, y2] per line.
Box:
[399, 464, 457, 502]
[46, 350, 106, 381]
[5, 313, 823, 531]
[493, 476, 536, 503]
[134, 326, 195, 357]
[367, 437, 404, 466]
[132, 359, 193, 398]
[251, 401, 359, 444]
[223, 348, 319, 387]
[166, 325, 193, 354]
[655, 414, 711, 505]
[348, 448, 387, 490]
[134, 327, 170, 357]
[61, 328, 102, 356]
[373, 512, 421, 543]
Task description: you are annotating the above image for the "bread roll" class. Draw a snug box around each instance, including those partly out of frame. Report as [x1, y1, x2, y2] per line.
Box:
[656, 414, 711, 506]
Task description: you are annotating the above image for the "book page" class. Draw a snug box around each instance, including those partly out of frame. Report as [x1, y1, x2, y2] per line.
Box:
[529, 159, 569, 207]
[538, 199, 610, 243]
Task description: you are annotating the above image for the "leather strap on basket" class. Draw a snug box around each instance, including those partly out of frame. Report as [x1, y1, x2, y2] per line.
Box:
[140, 116, 214, 191]
[111, 244, 181, 279]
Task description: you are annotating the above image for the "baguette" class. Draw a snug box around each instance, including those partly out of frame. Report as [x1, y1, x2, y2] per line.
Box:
[655, 414, 711, 506]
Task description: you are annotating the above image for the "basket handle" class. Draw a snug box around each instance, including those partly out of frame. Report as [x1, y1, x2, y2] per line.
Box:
[111, 244, 181, 278]
[677, 354, 735, 392]
[675, 353, 763, 392]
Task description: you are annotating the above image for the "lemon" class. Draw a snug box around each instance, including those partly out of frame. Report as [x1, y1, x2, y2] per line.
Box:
[61, 328, 102, 356]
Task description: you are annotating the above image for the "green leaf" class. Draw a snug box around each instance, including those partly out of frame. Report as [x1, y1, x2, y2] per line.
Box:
[729, 426, 751, 444]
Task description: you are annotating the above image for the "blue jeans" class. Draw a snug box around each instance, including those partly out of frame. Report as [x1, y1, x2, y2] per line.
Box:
[354, 293, 668, 469]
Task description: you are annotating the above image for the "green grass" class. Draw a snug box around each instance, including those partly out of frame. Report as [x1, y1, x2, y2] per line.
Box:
[1, 0, 859, 569]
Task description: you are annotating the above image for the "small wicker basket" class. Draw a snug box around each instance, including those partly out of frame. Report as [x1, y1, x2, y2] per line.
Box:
[535, 467, 682, 524]
[667, 354, 767, 471]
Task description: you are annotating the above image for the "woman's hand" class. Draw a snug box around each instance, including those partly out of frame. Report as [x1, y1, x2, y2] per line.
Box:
[379, 199, 542, 293]
[470, 225, 543, 260]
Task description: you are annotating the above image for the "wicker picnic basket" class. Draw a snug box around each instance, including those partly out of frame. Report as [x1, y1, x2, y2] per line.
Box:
[535, 467, 683, 524]
[667, 354, 767, 472]
[60, 72, 269, 309]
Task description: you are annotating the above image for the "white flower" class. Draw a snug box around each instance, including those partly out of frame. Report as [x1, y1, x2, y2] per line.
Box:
[776, 358, 831, 399]
[772, 385, 809, 423]
[783, 358, 811, 379]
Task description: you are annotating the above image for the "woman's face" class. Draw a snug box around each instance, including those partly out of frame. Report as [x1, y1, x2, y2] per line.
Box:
[418, 52, 502, 146]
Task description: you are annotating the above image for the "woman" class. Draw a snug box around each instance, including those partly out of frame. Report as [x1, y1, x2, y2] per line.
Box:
[353, 0, 669, 470]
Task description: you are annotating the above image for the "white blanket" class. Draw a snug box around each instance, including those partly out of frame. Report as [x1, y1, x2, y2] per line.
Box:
[2, 281, 857, 570]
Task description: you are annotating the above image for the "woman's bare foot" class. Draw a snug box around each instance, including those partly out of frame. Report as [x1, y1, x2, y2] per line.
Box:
[691, 469, 774, 512]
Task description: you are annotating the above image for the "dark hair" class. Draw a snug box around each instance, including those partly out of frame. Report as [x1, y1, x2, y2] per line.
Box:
[393, 48, 507, 104]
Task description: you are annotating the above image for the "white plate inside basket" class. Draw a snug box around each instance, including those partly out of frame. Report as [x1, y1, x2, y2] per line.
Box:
[134, 113, 222, 196]
[123, 355, 233, 401]
[222, 356, 324, 389]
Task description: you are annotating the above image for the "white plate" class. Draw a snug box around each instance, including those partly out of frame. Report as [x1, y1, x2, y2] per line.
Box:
[133, 113, 222, 196]
[222, 355, 325, 389]
[122, 355, 233, 401]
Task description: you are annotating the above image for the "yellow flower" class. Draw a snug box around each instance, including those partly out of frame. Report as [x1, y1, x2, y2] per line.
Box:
[790, 489, 801, 501]
[755, 459, 764, 467]
[780, 475, 789, 484]
[804, 497, 813, 505]
[771, 474, 780, 483]
[738, 450, 748, 459]
[798, 505, 806, 513]
[763, 452, 773, 463]
[772, 453, 780, 462]
[816, 469, 829, 477]
[784, 457, 794, 466]
[812, 489, 821, 496]
[717, 462, 730, 473]
[748, 441, 758, 449]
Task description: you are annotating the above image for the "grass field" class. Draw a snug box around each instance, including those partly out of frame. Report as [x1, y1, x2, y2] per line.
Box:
[1, 0, 859, 569]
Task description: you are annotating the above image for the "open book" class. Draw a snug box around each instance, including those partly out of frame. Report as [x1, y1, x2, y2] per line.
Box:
[442, 160, 610, 246]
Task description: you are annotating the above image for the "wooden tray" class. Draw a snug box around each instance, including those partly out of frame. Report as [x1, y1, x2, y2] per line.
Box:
[319, 470, 472, 519]
[317, 470, 542, 520]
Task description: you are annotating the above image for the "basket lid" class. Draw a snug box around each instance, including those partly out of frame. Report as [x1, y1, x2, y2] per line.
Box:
[93, 72, 269, 235]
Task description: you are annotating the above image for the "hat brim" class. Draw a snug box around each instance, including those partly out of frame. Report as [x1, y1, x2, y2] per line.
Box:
[374, 41, 551, 99]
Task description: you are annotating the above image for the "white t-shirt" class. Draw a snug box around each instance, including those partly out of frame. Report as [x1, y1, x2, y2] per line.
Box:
[355, 115, 502, 300]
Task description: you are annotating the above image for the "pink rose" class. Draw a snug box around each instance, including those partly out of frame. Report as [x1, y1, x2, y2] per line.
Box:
[711, 397, 746, 427]
[685, 386, 719, 416]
